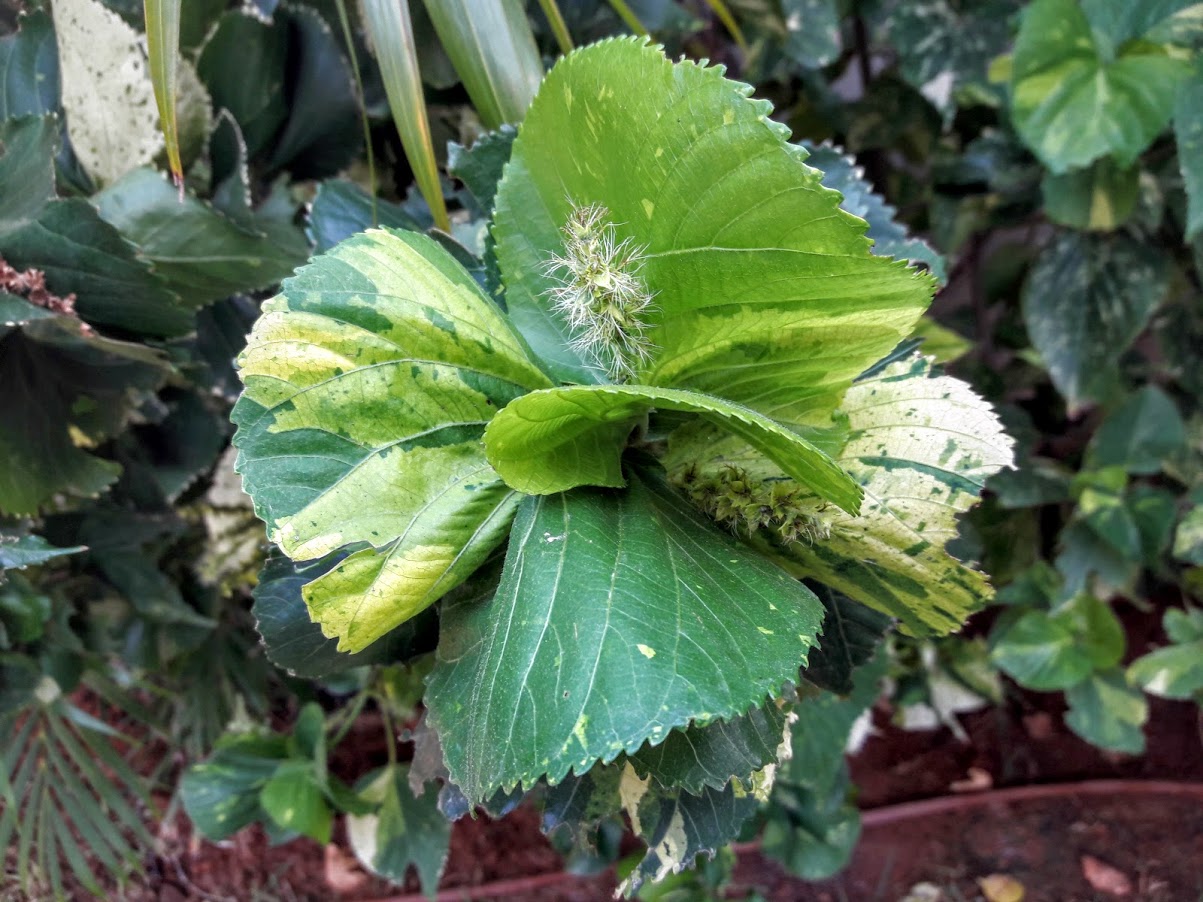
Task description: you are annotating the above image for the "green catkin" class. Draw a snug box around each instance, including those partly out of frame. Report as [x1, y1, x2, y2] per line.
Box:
[543, 203, 656, 381]
[674, 464, 832, 546]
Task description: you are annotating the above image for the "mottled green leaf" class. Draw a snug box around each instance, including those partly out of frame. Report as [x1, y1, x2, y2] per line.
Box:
[1087, 386, 1185, 475]
[627, 702, 788, 794]
[1064, 670, 1147, 753]
[53, 0, 163, 184]
[0, 11, 59, 120]
[989, 609, 1093, 691]
[425, 464, 824, 800]
[347, 764, 450, 898]
[621, 767, 760, 891]
[1041, 159, 1140, 231]
[880, 0, 1019, 121]
[493, 38, 932, 416]
[307, 180, 420, 253]
[781, 0, 842, 68]
[485, 383, 861, 512]
[1128, 641, 1203, 700]
[259, 759, 332, 843]
[1011, 0, 1190, 172]
[1174, 491, 1203, 565]
[1022, 233, 1170, 409]
[94, 167, 308, 308]
[768, 356, 1013, 636]
[233, 229, 550, 651]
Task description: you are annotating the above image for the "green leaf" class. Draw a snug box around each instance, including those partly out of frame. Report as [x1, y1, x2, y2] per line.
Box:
[1022, 233, 1170, 409]
[766, 356, 1013, 636]
[1064, 670, 1148, 754]
[252, 549, 435, 678]
[1165, 606, 1203, 643]
[988, 459, 1072, 509]
[307, 179, 420, 253]
[0, 535, 86, 572]
[1087, 386, 1185, 475]
[1041, 159, 1140, 231]
[627, 702, 788, 794]
[1174, 493, 1203, 565]
[0, 115, 57, 230]
[346, 764, 450, 898]
[0, 309, 168, 515]
[447, 126, 517, 213]
[761, 772, 860, 881]
[485, 383, 861, 512]
[799, 585, 893, 695]
[781, 0, 842, 69]
[1010, 0, 1191, 172]
[196, 11, 288, 160]
[94, 167, 309, 308]
[1128, 641, 1203, 700]
[233, 229, 550, 651]
[1176, 60, 1203, 239]
[802, 142, 947, 285]
[621, 769, 760, 892]
[180, 733, 289, 841]
[1054, 593, 1125, 670]
[493, 38, 932, 408]
[266, 6, 361, 179]
[259, 760, 333, 844]
[53, 0, 164, 184]
[880, 0, 1019, 121]
[784, 653, 887, 795]
[422, 0, 543, 129]
[425, 464, 824, 800]
[0, 197, 191, 336]
[0, 11, 60, 120]
[1081, 0, 1201, 51]
[989, 609, 1093, 691]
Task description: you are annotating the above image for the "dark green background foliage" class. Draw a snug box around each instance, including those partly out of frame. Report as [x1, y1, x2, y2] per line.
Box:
[2, 0, 1201, 897]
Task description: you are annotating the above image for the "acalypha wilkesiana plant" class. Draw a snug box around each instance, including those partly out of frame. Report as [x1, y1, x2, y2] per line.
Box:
[231, 35, 1012, 882]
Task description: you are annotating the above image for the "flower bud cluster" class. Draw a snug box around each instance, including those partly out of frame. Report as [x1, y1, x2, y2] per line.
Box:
[675, 464, 832, 545]
[544, 203, 656, 381]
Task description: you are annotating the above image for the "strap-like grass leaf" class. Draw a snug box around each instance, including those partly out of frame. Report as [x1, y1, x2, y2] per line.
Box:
[484, 383, 862, 513]
[425, 463, 824, 800]
[422, 0, 543, 129]
[493, 37, 933, 420]
[233, 229, 551, 651]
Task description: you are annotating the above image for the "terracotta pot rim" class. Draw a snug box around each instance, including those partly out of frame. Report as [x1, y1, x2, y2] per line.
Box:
[363, 778, 1203, 902]
[859, 777, 1203, 828]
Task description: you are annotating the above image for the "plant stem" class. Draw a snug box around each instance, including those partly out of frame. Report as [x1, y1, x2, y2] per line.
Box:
[333, 0, 379, 226]
[536, 0, 573, 54]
